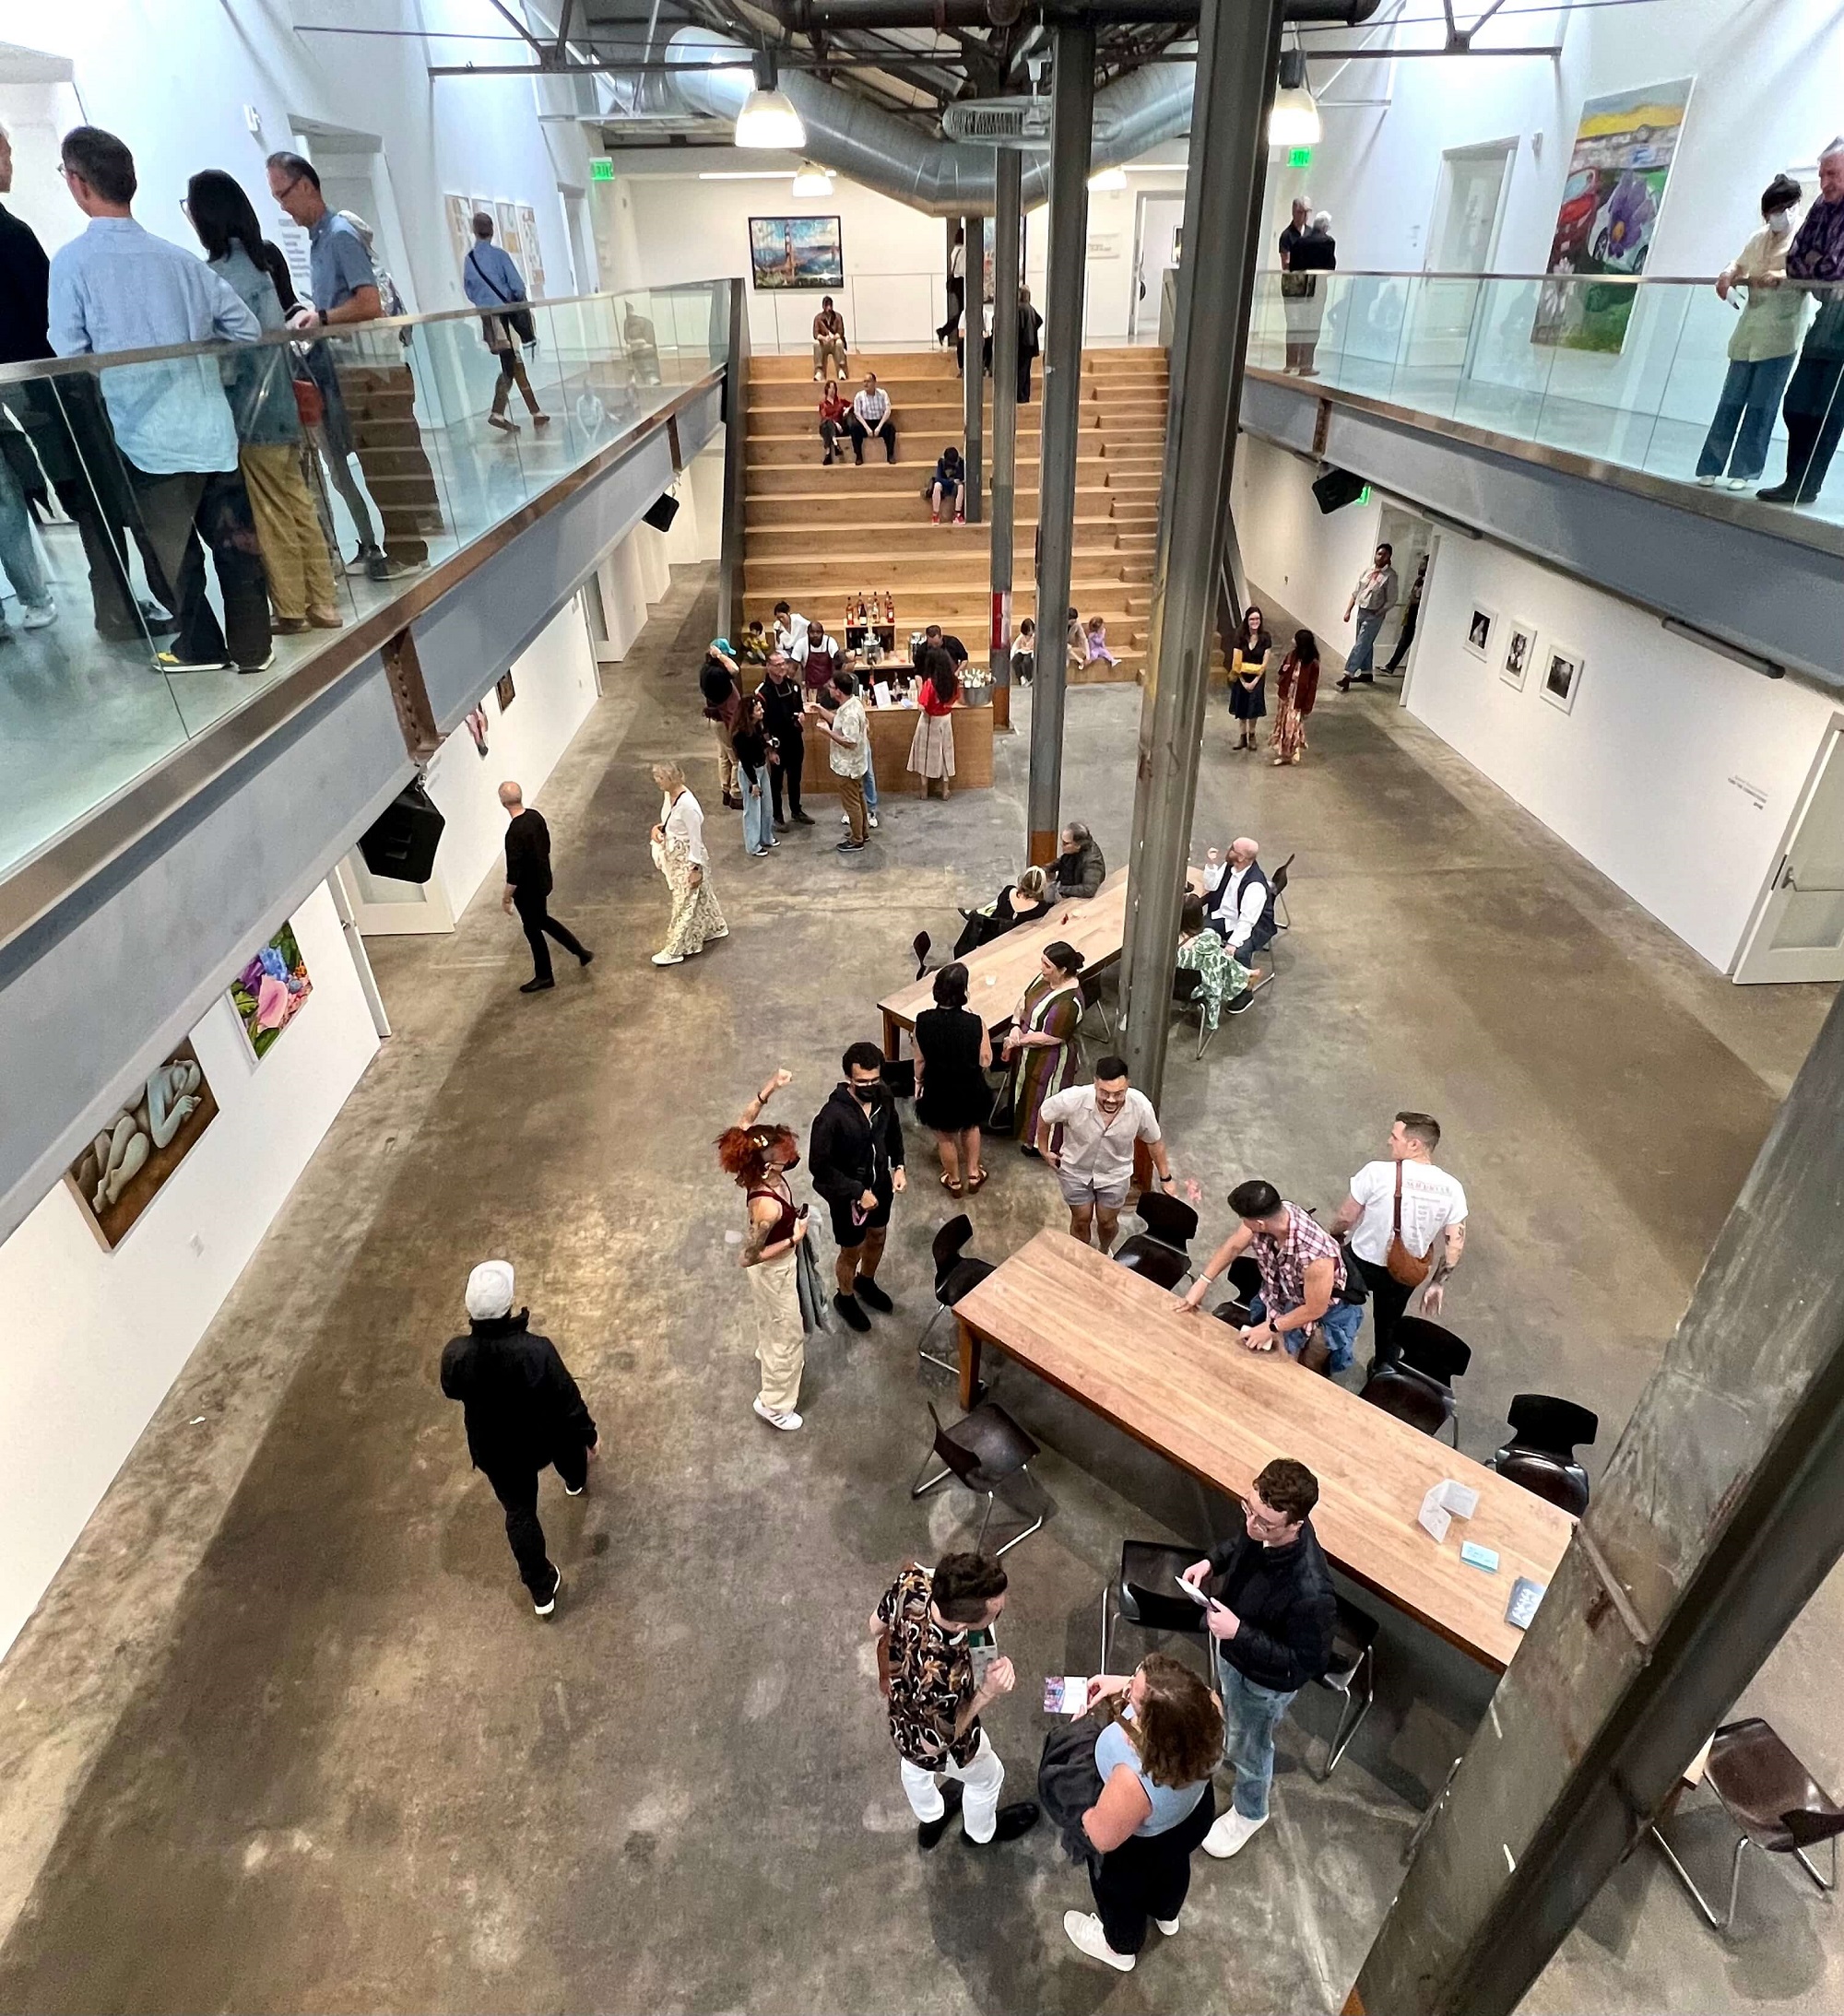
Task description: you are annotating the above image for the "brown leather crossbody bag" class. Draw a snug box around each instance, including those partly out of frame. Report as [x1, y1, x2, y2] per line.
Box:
[1386, 1160, 1433, 1288]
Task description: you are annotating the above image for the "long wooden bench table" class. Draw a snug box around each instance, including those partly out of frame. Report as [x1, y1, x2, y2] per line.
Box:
[952, 1230, 1576, 1672]
[877, 869, 1130, 1059]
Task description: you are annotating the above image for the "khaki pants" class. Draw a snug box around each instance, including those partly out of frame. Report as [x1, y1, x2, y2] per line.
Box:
[491, 346, 541, 419]
[748, 1250, 805, 1413]
[838, 771, 869, 843]
[239, 443, 337, 620]
[814, 336, 847, 380]
[711, 718, 739, 799]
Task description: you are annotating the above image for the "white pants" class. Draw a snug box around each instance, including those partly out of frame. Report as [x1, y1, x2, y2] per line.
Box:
[899, 1730, 1004, 1844]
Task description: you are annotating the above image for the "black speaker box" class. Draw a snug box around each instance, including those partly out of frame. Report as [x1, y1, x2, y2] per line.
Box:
[643, 491, 680, 533]
[360, 779, 445, 885]
[1311, 466, 1367, 514]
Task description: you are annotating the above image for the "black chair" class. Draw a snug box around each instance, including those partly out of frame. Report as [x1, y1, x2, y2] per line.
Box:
[1115, 1192, 1199, 1291]
[1211, 1297, 1255, 1328]
[1271, 852, 1294, 933]
[1491, 1394, 1598, 1516]
[1077, 971, 1115, 1045]
[914, 1215, 994, 1378]
[1227, 1255, 1264, 1304]
[1306, 1596, 1380, 1780]
[912, 930, 931, 980]
[1359, 1359, 1455, 1441]
[910, 1400, 1044, 1555]
[1098, 1539, 1212, 1672]
[1651, 1717, 1844, 1934]
[1391, 1316, 1472, 1444]
[1170, 965, 1219, 1059]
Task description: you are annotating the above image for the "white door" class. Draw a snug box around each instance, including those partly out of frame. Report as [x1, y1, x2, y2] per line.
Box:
[1411, 142, 1515, 375]
[1130, 195, 1186, 343]
[1734, 719, 1844, 983]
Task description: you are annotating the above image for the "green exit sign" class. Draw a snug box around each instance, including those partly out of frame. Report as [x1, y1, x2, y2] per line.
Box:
[590, 158, 615, 182]
[1287, 146, 1314, 169]
[1358, 484, 1372, 504]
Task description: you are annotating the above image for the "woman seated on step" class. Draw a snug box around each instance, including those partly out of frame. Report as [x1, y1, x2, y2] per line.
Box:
[818, 381, 849, 466]
[928, 445, 965, 525]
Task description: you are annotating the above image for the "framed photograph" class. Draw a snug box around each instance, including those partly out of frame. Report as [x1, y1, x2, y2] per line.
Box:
[443, 194, 476, 278]
[65, 1041, 219, 1253]
[1501, 619, 1538, 690]
[749, 215, 845, 290]
[516, 203, 546, 296]
[496, 670, 516, 711]
[1463, 603, 1499, 663]
[230, 923, 313, 1061]
[1542, 643, 1585, 714]
[494, 200, 523, 259]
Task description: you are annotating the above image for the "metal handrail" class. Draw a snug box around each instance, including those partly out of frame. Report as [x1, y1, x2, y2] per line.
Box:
[1259, 267, 1844, 290]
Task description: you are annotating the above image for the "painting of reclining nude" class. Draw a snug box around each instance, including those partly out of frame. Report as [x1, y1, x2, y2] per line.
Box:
[65, 1042, 219, 1252]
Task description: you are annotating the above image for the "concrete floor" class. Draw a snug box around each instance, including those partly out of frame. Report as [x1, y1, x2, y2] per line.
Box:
[0, 562, 1838, 2013]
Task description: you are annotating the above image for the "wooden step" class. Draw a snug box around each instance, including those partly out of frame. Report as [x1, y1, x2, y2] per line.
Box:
[746, 515, 1143, 559]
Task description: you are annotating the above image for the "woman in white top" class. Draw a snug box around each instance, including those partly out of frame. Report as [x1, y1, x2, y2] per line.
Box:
[649, 760, 727, 966]
[1696, 174, 1807, 489]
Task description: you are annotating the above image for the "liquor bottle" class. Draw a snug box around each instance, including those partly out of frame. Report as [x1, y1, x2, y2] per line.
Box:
[843, 595, 852, 637]
[857, 591, 869, 625]
[882, 588, 894, 628]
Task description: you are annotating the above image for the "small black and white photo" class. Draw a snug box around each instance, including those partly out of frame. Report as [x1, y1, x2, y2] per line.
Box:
[1502, 619, 1538, 690]
[1541, 642, 1584, 714]
[1463, 603, 1499, 662]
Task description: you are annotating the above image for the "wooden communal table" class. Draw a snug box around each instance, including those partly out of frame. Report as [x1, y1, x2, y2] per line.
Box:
[953, 1231, 1576, 1672]
[878, 868, 1130, 1059]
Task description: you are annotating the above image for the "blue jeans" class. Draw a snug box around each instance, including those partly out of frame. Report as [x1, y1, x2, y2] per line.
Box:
[0, 454, 49, 610]
[1697, 352, 1795, 481]
[1247, 1291, 1362, 1374]
[1345, 607, 1385, 675]
[1218, 1660, 1296, 1820]
[741, 775, 773, 854]
[864, 749, 879, 812]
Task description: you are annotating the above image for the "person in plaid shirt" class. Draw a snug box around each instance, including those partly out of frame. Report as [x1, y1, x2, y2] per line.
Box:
[1179, 1178, 1363, 1373]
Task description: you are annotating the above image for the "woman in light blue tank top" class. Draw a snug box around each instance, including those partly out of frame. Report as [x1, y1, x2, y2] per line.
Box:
[1064, 1654, 1223, 1973]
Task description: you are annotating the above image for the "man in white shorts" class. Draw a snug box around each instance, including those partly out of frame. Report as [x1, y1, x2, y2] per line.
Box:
[1035, 1055, 1178, 1254]
[1326, 1110, 1468, 1361]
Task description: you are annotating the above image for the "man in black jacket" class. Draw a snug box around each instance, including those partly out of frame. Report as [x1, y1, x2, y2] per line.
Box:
[1053, 822, 1106, 901]
[500, 780, 591, 994]
[440, 1261, 599, 1616]
[1181, 1456, 1334, 1858]
[810, 1041, 907, 1332]
[758, 655, 813, 828]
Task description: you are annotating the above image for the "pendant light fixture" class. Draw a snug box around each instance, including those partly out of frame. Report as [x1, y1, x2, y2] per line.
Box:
[735, 51, 806, 151]
[1268, 48, 1321, 148]
[791, 161, 834, 196]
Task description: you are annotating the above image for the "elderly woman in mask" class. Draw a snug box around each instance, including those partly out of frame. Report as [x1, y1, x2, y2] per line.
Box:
[1697, 174, 1807, 491]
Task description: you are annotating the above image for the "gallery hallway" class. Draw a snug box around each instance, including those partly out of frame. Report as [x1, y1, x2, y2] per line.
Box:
[0, 564, 1836, 2015]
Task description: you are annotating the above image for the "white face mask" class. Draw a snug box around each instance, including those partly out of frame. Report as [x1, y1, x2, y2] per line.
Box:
[1767, 209, 1794, 236]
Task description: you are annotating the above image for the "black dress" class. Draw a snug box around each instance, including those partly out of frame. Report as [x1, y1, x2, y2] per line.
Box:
[915, 1007, 990, 1132]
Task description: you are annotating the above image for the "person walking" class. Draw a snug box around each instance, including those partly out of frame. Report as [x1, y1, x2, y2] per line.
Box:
[1759, 141, 1844, 507]
[700, 640, 744, 808]
[1337, 542, 1397, 689]
[810, 1041, 906, 1332]
[463, 209, 550, 435]
[717, 1068, 825, 1431]
[1380, 558, 1425, 675]
[1062, 1656, 1223, 1973]
[870, 1550, 1040, 1850]
[500, 780, 591, 994]
[906, 644, 958, 797]
[1178, 1457, 1335, 1859]
[268, 149, 442, 577]
[999, 942, 1086, 1152]
[848, 372, 897, 464]
[439, 1259, 599, 1618]
[819, 666, 872, 850]
[812, 295, 848, 382]
[49, 125, 273, 675]
[1179, 1180, 1364, 1375]
[759, 655, 812, 828]
[1228, 605, 1271, 749]
[936, 224, 966, 348]
[1326, 1111, 1468, 1363]
[1270, 628, 1319, 765]
[1035, 1055, 1177, 1254]
[914, 962, 992, 1198]
[733, 690, 776, 857]
[183, 170, 341, 638]
[648, 760, 727, 965]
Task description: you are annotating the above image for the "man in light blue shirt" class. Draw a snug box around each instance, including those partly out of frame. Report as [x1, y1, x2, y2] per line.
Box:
[462, 209, 548, 434]
[49, 126, 272, 673]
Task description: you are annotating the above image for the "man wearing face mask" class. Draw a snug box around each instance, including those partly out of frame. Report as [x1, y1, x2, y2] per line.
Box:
[1761, 137, 1844, 506]
[809, 1041, 907, 1332]
[1697, 175, 1807, 491]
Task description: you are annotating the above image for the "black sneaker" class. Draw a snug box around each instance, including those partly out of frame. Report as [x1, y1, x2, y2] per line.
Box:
[792, 811, 815, 825]
[836, 839, 866, 853]
[237, 650, 277, 675]
[1755, 481, 1801, 504]
[1224, 988, 1255, 1016]
[977, 1801, 1040, 1845]
[578, 949, 594, 967]
[854, 1276, 893, 1315]
[520, 975, 555, 994]
[833, 1291, 871, 1332]
[917, 1781, 964, 1851]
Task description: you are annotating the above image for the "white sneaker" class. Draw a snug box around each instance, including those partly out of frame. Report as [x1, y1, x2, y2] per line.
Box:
[1154, 1912, 1183, 1935]
[1202, 1807, 1268, 1859]
[1696, 474, 1717, 487]
[651, 950, 684, 966]
[868, 812, 881, 830]
[1725, 476, 1751, 490]
[1063, 1912, 1134, 1972]
[19, 598, 56, 630]
[753, 1397, 803, 1431]
[840, 811, 851, 824]
[533, 1567, 561, 1617]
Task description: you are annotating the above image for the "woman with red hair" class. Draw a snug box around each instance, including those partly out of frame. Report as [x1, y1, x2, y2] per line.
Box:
[717, 1069, 817, 1431]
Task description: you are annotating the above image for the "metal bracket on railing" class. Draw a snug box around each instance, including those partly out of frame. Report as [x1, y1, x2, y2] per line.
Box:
[382, 628, 440, 765]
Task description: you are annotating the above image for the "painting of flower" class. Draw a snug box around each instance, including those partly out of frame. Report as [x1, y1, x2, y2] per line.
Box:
[230, 923, 313, 1061]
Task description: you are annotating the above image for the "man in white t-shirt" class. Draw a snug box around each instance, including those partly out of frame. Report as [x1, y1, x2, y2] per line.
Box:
[1035, 1055, 1177, 1254]
[1326, 1111, 1467, 1360]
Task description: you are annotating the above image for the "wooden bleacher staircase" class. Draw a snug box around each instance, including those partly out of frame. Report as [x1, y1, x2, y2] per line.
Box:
[745, 347, 1218, 685]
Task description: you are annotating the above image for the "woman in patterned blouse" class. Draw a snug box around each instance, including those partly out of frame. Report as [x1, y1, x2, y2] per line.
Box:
[1175, 894, 1250, 1035]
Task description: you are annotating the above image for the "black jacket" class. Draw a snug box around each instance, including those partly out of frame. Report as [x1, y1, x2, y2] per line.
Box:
[440, 1313, 597, 1476]
[758, 671, 807, 751]
[504, 808, 552, 899]
[0, 204, 51, 366]
[1205, 1520, 1336, 1692]
[1054, 839, 1105, 900]
[809, 1080, 904, 1208]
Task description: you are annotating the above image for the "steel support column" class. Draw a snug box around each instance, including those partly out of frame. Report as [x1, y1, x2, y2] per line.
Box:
[962, 213, 985, 525]
[1117, 0, 1284, 1101]
[988, 149, 1022, 731]
[716, 277, 750, 643]
[1025, 20, 1093, 866]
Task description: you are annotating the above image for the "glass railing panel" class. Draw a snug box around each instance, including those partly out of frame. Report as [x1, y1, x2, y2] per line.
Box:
[1449, 277, 1561, 437]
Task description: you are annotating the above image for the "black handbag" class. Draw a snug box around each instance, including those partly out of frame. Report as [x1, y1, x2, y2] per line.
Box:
[468, 248, 538, 349]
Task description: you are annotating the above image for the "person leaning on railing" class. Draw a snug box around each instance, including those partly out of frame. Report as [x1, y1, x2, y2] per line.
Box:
[1758, 136, 1844, 507]
[1696, 174, 1807, 492]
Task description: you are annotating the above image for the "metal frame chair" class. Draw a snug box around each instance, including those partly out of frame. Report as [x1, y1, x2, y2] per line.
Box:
[914, 1214, 993, 1378]
[1115, 1192, 1199, 1291]
[1170, 965, 1217, 1059]
[1077, 971, 1115, 1044]
[1306, 1597, 1379, 1780]
[910, 1400, 1045, 1555]
[911, 930, 931, 980]
[1271, 853, 1294, 933]
[1098, 1539, 1212, 1673]
[1490, 1393, 1599, 1516]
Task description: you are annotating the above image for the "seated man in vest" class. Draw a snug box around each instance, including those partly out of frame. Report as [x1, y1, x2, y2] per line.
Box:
[1202, 837, 1276, 1014]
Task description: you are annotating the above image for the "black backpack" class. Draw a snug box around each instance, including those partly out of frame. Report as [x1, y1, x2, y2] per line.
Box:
[699, 658, 734, 711]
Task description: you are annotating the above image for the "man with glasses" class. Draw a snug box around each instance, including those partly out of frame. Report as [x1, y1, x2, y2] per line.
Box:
[266, 150, 440, 579]
[1035, 1055, 1178, 1255]
[1179, 1457, 1334, 1861]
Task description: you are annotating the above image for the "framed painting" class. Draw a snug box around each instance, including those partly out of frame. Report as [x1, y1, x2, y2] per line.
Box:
[1501, 619, 1538, 690]
[516, 203, 546, 296]
[749, 215, 845, 290]
[65, 1041, 219, 1253]
[1463, 603, 1499, 663]
[1542, 642, 1585, 715]
[230, 922, 313, 1062]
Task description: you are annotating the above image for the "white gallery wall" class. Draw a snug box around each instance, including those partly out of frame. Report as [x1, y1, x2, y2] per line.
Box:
[1233, 435, 1840, 972]
[0, 884, 379, 1657]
